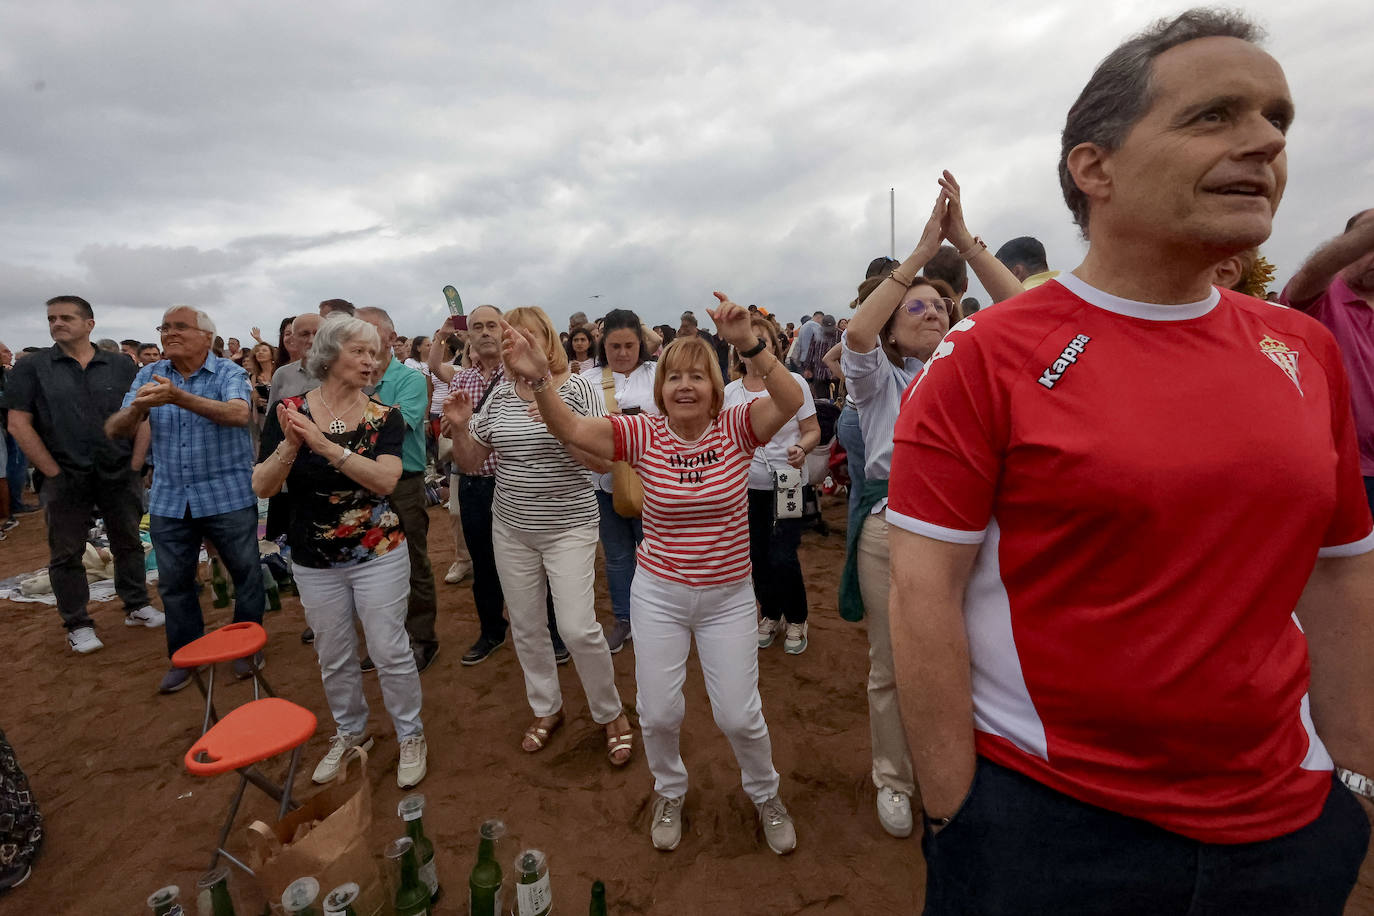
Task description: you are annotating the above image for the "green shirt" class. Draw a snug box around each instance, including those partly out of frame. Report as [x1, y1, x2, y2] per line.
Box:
[371, 356, 428, 472]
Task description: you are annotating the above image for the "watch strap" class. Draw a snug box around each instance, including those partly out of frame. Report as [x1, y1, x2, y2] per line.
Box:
[1337, 767, 1374, 799]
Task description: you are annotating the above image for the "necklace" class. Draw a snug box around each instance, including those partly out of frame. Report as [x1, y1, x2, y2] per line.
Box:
[317, 389, 362, 435]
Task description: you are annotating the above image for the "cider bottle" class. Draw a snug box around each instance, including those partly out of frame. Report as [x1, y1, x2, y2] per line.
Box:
[398, 793, 441, 903]
[468, 818, 505, 916]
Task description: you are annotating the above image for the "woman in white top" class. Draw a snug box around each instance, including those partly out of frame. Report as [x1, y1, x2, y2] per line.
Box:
[504, 295, 804, 856]
[581, 308, 659, 654]
[722, 316, 819, 655]
[840, 172, 1022, 839]
[443, 306, 634, 767]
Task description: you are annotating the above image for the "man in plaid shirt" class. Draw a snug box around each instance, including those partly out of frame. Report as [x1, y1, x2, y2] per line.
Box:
[107, 305, 264, 695]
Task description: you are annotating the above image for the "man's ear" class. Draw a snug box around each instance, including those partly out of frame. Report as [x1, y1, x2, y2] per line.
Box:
[1067, 141, 1113, 212]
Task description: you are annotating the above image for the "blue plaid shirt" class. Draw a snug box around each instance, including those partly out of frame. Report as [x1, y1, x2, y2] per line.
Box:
[123, 353, 256, 518]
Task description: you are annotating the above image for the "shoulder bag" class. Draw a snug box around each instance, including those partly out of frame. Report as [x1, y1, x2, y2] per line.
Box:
[602, 366, 644, 518]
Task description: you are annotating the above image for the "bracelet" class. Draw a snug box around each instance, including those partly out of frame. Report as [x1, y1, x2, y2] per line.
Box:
[759, 355, 779, 380]
[333, 447, 354, 469]
[888, 271, 915, 288]
[273, 447, 297, 467]
[530, 374, 552, 393]
[958, 236, 986, 261]
[739, 337, 768, 359]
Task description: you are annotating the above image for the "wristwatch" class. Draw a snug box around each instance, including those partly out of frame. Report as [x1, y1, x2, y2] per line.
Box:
[739, 337, 768, 359]
[1337, 767, 1374, 800]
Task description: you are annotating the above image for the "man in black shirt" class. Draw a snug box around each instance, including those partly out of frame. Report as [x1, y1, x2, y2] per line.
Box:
[5, 296, 164, 654]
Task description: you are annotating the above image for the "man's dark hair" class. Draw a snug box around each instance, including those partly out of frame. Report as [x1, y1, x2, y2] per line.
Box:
[319, 298, 355, 316]
[1059, 9, 1264, 235]
[46, 295, 94, 319]
[925, 245, 970, 296]
[120, 338, 141, 349]
[962, 296, 982, 314]
[139, 343, 159, 353]
[995, 236, 1050, 274]
[1346, 209, 1372, 233]
[866, 256, 899, 278]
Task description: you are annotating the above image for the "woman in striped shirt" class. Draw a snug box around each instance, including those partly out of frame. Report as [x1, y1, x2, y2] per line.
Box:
[500, 294, 805, 856]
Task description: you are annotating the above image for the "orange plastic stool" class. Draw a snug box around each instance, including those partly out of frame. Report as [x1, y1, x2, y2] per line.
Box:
[185, 697, 317, 874]
[173, 622, 274, 735]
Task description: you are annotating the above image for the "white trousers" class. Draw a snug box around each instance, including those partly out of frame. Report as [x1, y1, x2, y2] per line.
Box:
[631, 567, 780, 804]
[492, 518, 623, 724]
[292, 548, 424, 739]
[856, 513, 915, 795]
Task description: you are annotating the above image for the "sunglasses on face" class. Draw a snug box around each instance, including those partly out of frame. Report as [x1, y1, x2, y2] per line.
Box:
[904, 297, 954, 316]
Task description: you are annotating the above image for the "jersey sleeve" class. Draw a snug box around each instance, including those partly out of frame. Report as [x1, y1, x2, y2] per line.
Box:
[1315, 335, 1374, 556]
[609, 413, 652, 464]
[887, 318, 1007, 543]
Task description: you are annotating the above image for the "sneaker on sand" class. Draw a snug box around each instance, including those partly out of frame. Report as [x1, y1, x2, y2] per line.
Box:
[1, 517, 18, 532]
[444, 560, 473, 584]
[397, 734, 428, 789]
[876, 787, 914, 838]
[312, 732, 373, 784]
[68, 626, 104, 655]
[783, 622, 808, 655]
[605, 618, 632, 654]
[756, 795, 797, 855]
[461, 634, 506, 666]
[651, 794, 684, 851]
[552, 638, 571, 666]
[158, 666, 193, 694]
[124, 605, 166, 628]
[757, 617, 779, 649]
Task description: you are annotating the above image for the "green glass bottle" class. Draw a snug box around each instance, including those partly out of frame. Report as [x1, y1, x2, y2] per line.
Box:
[281, 876, 320, 915]
[387, 836, 431, 916]
[589, 879, 608, 916]
[398, 793, 441, 903]
[514, 849, 552, 916]
[467, 818, 505, 916]
[321, 882, 360, 916]
[196, 866, 237, 916]
[209, 557, 230, 608]
[260, 561, 281, 611]
[147, 885, 185, 915]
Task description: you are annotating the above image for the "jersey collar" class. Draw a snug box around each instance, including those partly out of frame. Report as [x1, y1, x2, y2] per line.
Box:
[1056, 272, 1219, 322]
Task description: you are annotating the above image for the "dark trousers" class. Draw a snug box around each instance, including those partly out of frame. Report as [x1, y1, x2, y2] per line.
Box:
[5, 433, 28, 502]
[746, 488, 808, 623]
[391, 473, 439, 651]
[150, 504, 264, 658]
[1364, 475, 1374, 520]
[41, 469, 149, 630]
[921, 757, 1370, 916]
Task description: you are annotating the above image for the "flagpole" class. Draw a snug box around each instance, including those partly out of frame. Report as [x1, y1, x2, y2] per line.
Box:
[890, 188, 895, 258]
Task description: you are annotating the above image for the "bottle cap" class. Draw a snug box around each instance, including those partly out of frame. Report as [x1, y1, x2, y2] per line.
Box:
[147, 886, 180, 907]
[196, 867, 230, 890]
[282, 877, 321, 911]
[323, 882, 361, 912]
[479, 817, 506, 841]
[386, 836, 416, 860]
[398, 793, 426, 821]
[514, 848, 547, 877]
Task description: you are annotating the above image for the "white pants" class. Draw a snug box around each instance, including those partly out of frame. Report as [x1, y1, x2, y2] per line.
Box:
[856, 513, 915, 795]
[492, 518, 623, 724]
[292, 549, 424, 739]
[631, 567, 780, 804]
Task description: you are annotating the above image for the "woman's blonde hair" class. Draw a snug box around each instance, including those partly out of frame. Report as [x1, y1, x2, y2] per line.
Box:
[731, 316, 783, 380]
[653, 337, 725, 418]
[504, 306, 569, 375]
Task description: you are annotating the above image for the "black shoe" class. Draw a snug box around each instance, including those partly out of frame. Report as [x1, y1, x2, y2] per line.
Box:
[11, 502, 38, 514]
[1, 517, 18, 532]
[0, 862, 32, 891]
[232, 651, 264, 680]
[301, 627, 314, 645]
[461, 635, 506, 666]
[413, 643, 440, 674]
[552, 639, 571, 666]
[360, 655, 376, 672]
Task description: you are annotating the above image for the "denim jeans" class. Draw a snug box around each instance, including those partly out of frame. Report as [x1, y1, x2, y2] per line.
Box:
[595, 490, 642, 623]
[5, 433, 29, 503]
[150, 504, 264, 658]
[835, 404, 866, 535]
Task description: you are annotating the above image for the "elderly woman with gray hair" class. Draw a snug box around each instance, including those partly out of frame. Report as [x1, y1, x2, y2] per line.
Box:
[252, 313, 429, 790]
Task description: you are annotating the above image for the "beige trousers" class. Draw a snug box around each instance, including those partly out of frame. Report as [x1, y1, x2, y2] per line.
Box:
[856, 512, 916, 796]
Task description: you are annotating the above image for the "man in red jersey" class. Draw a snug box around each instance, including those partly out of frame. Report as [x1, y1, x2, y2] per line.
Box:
[888, 9, 1373, 915]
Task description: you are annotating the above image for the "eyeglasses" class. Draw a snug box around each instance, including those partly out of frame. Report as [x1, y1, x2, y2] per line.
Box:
[904, 297, 954, 316]
[155, 322, 205, 335]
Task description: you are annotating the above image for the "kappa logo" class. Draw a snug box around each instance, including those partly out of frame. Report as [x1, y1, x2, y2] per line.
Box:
[1037, 333, 1092, 389]
[1259, 335, 1303, 395]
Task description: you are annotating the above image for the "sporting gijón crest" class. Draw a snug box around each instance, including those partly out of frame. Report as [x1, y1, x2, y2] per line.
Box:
[1259, 336, 1303, 395]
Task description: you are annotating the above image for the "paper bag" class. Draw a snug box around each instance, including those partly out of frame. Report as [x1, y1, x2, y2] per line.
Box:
[246, 745, 386, 915]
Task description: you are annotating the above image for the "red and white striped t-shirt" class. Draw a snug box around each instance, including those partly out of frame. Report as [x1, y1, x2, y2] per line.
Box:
[610, 405, 761, 586]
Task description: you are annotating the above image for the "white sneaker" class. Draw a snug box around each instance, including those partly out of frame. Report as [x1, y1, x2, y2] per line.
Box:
[124, 605, 166, 628]
[651, 794, 684, 851]
[783, 622, 808, 655]
[397, 734, 428, 789]
[311, 732, 373, 784]
[444, 560, 472, 584]
[67, 627, 104, 654]
[876, 787, 914, 838]
[756, 795, 797, 855]
[757, 617, 779, 649]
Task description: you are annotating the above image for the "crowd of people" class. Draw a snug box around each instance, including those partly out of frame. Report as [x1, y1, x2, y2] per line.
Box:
[2, 7, 1374, 911]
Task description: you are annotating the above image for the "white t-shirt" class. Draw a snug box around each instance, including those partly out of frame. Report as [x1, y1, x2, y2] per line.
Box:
[722, 372, 816, 489]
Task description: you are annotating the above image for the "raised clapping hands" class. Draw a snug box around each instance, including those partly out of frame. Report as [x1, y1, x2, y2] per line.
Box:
[706, 293, 755, 349]
[500, 319, 551, 381]
[277, 400, 329, 453]
[938, 171, 975, 253]
[132, 375, 181, 410]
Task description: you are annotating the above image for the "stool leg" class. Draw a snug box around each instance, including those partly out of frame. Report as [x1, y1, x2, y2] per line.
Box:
[193, 666, 220, 735]
[242, 767, 286, 803]
[255, 671, 277, 698]
[209, 773, 249, 872]
[278, 746, 302, 820]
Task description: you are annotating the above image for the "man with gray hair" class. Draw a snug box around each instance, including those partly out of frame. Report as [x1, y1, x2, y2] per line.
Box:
[888, 10, 1371, 912]
[106, 305, 265, 694]
[6, 295, 162, 654]
[267, 312, 323, 410]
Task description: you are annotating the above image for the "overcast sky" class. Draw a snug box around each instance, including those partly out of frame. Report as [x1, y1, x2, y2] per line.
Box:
[2, 1, 1370, 351]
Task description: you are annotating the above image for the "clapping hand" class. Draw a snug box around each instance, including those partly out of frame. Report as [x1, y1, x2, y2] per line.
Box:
[442, 390, 474, 437]
[706, 292, 755, 350]
[938, 170, 975, 253]
[913, 183, 950, 263]
[132, 375, 180, 410]
[280, 401, 330, 453]
[499, 319, 551, 381]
